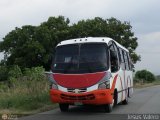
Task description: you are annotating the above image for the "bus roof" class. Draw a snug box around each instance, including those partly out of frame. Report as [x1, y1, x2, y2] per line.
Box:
[57, 37, 129, 52]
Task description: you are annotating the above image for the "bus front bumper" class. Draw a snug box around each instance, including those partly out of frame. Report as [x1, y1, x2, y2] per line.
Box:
[50, 89, 113, 105]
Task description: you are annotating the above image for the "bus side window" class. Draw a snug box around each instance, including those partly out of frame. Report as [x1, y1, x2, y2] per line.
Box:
[119, 48, 125, 70]
[117, 47, 121, 64]
[123, 51, 129, 70]
[109, 42, 119, 72]
[127, 53, 132, 70]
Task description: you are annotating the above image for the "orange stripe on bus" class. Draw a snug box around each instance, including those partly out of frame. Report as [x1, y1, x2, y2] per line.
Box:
[111, 74, 124, 101]
[111, 74, 118, 92]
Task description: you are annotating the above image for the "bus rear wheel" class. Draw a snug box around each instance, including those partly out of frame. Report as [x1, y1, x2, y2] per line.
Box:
[59, 103, 69, 112]
[122, 88, 129, 105]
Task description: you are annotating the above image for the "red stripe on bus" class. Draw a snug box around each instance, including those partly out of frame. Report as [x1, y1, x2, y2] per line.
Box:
[53, 72, 106, 88]
[111, 75, 124, 101]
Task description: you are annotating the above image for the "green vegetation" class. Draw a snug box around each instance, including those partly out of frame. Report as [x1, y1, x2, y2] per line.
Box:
[0, 65, 8, 81]
[0, 66, 55, 114]
[135, 69, 156, 83]
[134, 79, 160, 88]
[0, 16, 140, 71]
[0, 16, 141, 114]
[134, 70, 160, 88]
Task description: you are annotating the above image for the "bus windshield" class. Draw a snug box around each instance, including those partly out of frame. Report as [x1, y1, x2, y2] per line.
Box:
[52, 43, 108, 74]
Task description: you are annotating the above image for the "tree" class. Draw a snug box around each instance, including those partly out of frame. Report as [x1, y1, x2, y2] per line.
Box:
[69, 17, 140, 63]
[0, 65, 8, 81]
[0, 16, 140, 70]
[135, 70, 155, 83]
[0, 16, 70, 70]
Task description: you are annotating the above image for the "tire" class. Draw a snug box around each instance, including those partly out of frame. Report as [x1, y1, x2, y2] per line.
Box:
[122, 88, 129, 105]
[104, 90, 118, 113]
[128, 88, 130, 98]
[59, 103, 69, 112]
[113, 90, 118, 107]
[104, 104, 112, 113]
[103, 89, 120, 113]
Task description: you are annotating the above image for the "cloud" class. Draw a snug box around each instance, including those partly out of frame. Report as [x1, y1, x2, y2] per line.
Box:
[0, 0, 160, 74]
[135, 32, 160, 75]
[1, 0, 160, 40]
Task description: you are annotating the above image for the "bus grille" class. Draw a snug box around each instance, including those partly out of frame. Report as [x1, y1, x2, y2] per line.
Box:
[60, 94, 95, 100]
[67, 88, 87, 93]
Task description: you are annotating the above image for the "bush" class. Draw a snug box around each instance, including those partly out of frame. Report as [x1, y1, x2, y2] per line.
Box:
[0, 82, 9, 92]
[135, 70, 155, 83]
[0, 66, 51, 111]
[0, 65, 8, 81]
[23, 66, 45, 81]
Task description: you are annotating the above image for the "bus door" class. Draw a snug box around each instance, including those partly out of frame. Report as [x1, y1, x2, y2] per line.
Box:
[108, 41, 123, 103]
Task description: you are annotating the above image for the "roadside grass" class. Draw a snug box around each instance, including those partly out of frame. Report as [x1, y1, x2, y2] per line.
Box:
[0, 80, 56, 115]
[134, 79, 160, 88]
[1, 66, 159, 115]
[0, 67, 57, 115]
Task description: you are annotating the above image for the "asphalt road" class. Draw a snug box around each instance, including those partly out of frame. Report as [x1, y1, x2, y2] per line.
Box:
[20, 85, 160, 120]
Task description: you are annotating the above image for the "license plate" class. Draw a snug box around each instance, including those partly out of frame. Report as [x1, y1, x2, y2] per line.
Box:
[74, 102, 83, 105]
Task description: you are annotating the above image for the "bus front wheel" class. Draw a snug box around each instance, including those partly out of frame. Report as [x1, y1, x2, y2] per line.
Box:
[104, 104, 112, 113]
[59, 103, 69, 112]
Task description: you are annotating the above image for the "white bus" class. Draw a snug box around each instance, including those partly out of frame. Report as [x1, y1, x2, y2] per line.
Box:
[46, 37, 133, 112]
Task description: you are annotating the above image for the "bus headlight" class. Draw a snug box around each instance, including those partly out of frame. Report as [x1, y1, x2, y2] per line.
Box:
[98, 81, 110, 89]
[50, 83, 58, 90]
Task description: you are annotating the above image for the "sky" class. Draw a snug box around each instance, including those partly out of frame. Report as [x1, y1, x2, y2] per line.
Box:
[0, 0, 160, 75]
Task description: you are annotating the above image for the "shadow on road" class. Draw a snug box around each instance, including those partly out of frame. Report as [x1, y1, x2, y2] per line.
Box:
[59, 103, 125, 115]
